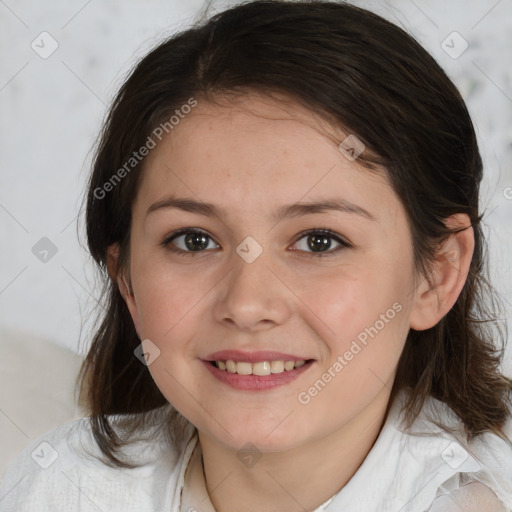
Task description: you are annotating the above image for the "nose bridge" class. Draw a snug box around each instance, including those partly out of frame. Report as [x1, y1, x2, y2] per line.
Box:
[215, 236, 291, 329]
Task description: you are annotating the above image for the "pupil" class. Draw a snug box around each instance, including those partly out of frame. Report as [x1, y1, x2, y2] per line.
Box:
[185, 232, 209, 251]
[308, 234, 330, 252]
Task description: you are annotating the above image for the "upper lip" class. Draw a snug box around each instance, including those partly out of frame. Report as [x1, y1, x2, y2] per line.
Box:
[203, 350, 313, 363]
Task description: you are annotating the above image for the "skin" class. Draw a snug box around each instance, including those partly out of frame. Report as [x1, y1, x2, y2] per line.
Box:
[107, 92, 474, 512]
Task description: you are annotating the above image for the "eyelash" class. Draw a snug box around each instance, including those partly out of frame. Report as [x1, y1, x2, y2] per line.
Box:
[160, 228, 352, 258]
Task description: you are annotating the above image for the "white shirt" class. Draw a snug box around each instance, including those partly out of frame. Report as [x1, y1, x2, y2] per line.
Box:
[1, 387, 511, 511]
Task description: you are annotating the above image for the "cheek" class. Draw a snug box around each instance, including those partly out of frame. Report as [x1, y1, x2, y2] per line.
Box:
[302, 265, 409, 365]
[130, 255, 210, 345]
[294, 274, 408, 423]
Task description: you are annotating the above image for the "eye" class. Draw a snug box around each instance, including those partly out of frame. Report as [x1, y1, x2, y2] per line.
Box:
[291, 229, 351, 257]
[160, 228, 219, 256]
[160, 228, 351, 257]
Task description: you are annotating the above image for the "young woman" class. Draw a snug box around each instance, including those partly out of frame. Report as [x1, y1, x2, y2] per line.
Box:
[1, 1, 511, 511]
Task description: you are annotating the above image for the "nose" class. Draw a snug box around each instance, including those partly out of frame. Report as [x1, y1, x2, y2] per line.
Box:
[213, 242, 292, 331]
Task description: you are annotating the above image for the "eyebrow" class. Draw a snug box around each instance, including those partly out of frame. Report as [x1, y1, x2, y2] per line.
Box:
[145, 195, 376, 223]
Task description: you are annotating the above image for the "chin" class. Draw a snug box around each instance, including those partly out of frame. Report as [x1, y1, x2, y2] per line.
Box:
[211, 420, 304, 453]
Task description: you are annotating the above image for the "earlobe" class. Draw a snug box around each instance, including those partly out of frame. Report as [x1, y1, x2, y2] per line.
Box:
[107, 243, 132, 299]
[106, 243, 120, 281]
[106, 243, 142, 338]
[409, 214, 475, 331]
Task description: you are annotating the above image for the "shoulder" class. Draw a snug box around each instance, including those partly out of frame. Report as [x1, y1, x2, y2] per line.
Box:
[387, 388, 512, 511]
[0, 413, 196, 511]
[427, 481, 509, 512]
[0, 417, 94, 510]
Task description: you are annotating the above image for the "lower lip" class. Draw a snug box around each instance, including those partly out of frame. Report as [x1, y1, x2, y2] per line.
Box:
[202, 360, 314, 390]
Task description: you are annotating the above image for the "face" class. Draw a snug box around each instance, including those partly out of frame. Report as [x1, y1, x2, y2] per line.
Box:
[114, 93, 422, 452]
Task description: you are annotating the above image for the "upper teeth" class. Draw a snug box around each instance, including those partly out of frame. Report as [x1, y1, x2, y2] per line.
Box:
[215, 359, 306, 375]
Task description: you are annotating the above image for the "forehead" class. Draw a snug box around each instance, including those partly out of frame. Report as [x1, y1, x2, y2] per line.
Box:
[134, 93, 400, 225]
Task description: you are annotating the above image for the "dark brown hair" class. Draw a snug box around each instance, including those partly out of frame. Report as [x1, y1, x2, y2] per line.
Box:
[76, 0, 512, 468]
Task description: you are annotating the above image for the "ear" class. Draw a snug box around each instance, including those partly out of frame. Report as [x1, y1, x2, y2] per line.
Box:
[106, 242, 142, 338]
[409, 213, 475, 331]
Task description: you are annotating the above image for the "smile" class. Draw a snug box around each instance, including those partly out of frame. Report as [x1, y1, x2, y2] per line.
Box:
[202, 359, 315, 391]
[213, 359, 306, 375]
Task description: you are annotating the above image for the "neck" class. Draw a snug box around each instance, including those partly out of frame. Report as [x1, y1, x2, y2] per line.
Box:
[198, 386, 393, 512]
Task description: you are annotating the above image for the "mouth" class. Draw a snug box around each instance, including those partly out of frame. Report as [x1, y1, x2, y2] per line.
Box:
[201, 358, 316, 391]
[207, 359, 314, 375]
